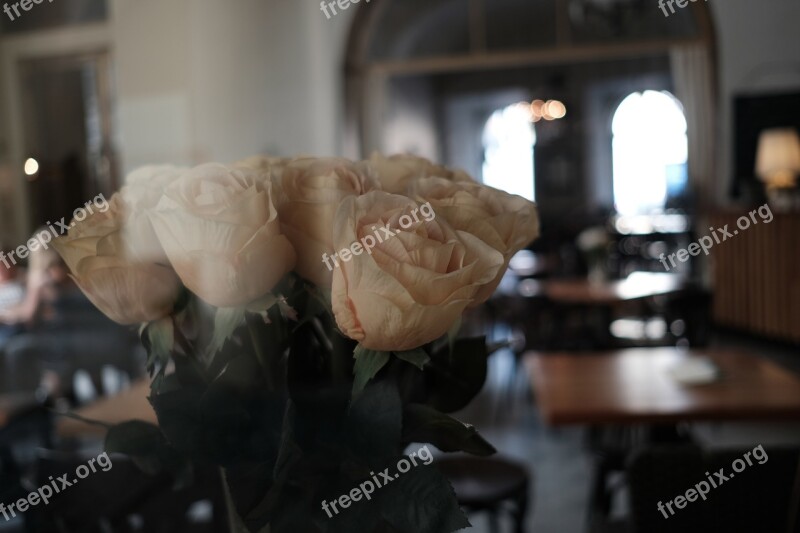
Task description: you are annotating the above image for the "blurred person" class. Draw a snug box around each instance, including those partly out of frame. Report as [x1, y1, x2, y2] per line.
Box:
[0, 234, 87, 397]
[0, 252, 25, 347]
[0, 232, 81, 330]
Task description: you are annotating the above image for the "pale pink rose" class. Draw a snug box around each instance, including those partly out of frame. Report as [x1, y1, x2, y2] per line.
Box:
[276, 157, 378, 288]
[148, 163, 295, 308]
[53, 194, 181, 325]
[366, 153, 474, 195]
[408, 178, 540, 304]
[232, 155, 289, 183]
[120, 165, 187, 262]
[331, 191, 504, 351]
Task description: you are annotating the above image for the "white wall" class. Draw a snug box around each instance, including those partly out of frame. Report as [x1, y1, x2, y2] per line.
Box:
[710, 0, 800, 203]
[0, 0, 356, 241]
[112, 0, 194, 170]
[113, 0, 356, 173]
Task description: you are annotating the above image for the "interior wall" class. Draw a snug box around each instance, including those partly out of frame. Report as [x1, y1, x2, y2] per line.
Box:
[113, 0, 356, 174]
[111, 0, 193, 171]
[710, 0, 800, 205]
[384, 76, 440, 160]
[1, 0, 355, 241]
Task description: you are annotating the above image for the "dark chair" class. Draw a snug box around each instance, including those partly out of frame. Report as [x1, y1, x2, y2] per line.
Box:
[627, 445, 800, 533]
[0, 406, 51, 533]
[436, 456, 531, 533]
[24, 450, 228, 533]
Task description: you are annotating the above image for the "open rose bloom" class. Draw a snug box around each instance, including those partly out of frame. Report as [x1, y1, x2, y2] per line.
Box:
[56, 153, 539, 533]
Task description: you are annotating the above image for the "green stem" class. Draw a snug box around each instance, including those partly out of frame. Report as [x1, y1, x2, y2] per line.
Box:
[221, 468, 253, 533]
[247, 316, 276, 392]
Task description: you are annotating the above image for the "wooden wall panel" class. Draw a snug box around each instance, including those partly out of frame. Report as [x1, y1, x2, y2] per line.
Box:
[710, 212, 800, 344]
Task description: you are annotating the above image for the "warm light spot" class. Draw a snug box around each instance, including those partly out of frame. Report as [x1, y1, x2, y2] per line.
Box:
[530, 100, 546, 120]
[24, 158, 39, 176]
[546, 100, 567, 119]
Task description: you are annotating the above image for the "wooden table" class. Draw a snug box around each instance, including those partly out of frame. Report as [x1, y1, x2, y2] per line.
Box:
[542, 272, 686, 305]
[526, 348, 800, 426]
[56, 380, 156, 438]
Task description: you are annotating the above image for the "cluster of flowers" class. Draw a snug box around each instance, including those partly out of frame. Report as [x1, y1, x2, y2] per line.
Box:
[53, 154, 539, 351]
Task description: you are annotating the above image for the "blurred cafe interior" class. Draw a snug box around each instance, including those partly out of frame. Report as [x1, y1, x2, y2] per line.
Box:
[1, 1, 799, 532]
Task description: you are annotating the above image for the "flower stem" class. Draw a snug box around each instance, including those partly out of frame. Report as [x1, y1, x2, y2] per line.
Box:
[247, 316, 277, 392]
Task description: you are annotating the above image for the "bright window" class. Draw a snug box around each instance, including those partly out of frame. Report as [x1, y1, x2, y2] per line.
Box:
[612, 90, 688, 215]
[482, 104, 536, 201]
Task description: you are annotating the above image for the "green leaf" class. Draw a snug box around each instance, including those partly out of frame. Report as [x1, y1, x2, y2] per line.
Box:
[142, 317, 174, 378]
[403, 404, 496, 457]
[245, 293, 279, 315]
[223, 469, 270, 533]
[105, 421, 193, 488]
[393, 348, 430, 371]
[447, 317, 462, 359]
[381, 464, 470, 533]
[427, 337, 489, 414]
[346, 381, 403, 465]
[149, 387, 204, 456]
[352, 345, 391, 399]
[244, 401, 303, 528]
[206, 307, 247, 359]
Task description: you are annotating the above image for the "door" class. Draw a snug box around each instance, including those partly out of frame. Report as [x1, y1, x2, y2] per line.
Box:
[18, 51, 117, 228]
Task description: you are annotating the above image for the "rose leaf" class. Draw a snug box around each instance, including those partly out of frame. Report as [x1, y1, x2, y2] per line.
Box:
[402, 404, 496, 457]
[393, 348, 430, 371]
[380, 464, 471, 533]
[141, 316, 174, 378]
[352, 345, 391, 399]
[205, 307, 247, 359]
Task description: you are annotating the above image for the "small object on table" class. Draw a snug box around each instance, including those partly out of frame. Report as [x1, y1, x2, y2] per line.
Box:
[666, 356, 720, 385]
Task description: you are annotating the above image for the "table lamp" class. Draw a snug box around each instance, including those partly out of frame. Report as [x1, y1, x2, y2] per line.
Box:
[756, 127, 800, 211]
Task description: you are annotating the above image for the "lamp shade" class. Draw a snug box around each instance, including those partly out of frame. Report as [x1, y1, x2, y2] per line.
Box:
[755, 128, 800, 183]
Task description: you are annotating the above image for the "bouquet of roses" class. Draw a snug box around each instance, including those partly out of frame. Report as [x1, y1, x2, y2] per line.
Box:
[53, 154, 539, 533]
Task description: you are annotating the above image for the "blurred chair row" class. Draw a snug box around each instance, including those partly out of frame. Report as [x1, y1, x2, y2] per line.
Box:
[1, 448, 228, 533]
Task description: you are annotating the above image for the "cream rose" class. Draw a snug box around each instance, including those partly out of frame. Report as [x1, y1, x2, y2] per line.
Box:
[276, 157, 378, 288]
[366, 153, 474, 195]
[331, 191, 504, 351]
[148, 163, 295, 308]
[409, 178, 540, 304]
[53, 194, 181, 325]
[120, 165, 187, 262]
[232, 155, 291, 174]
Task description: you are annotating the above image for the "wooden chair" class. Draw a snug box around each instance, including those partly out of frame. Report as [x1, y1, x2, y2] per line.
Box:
[627, 445, 800, 533]
[436, 456, 531, 533]
[24, 451, 228, 533]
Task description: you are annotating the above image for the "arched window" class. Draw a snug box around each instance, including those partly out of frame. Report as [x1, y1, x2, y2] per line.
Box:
[482, 104, 536, 201]
[612, 90, 688, 215]
[345, 0, 714, 159]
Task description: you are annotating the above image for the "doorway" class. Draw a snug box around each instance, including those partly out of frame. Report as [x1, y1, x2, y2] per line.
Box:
[18, 51, 117, 229]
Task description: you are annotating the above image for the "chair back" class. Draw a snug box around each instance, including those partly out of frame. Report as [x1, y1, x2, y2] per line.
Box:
[628, 445, 800, 533]
[27, 450, 227, 533]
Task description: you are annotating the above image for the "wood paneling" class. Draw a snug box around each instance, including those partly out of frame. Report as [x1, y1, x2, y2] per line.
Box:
[710, 212, 800, 343]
